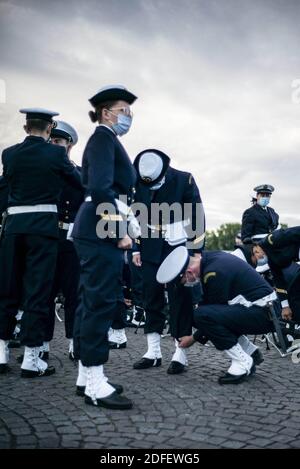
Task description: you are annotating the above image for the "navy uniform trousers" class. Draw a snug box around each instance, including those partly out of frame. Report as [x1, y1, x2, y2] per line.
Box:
[193, 302, 277, 350]
[0, 233, 57, 346]
[142, 259, 194, 338]
[127, 250, 143, 309]
[288, 271, 300, 322]
[73, 238, 124, 366]
[45, 235, 80, 341]
[111, 253, 128, 330]
[112, 251, 143, 328]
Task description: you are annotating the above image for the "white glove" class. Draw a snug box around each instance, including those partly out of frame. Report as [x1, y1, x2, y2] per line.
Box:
[67, 223, 74, 242]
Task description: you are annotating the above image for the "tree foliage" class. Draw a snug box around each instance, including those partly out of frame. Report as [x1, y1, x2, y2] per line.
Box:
[205, 222, 289, 251]
[205, 223, 241, 251]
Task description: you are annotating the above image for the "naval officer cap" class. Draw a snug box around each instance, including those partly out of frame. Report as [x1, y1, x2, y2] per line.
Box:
[254, 184, 274, 194]
[139, 152, 163, 182]
[51, 120, 78, 145]
[134, 149, 171, 184]
[156, 246, 190, 284]
[89, 84, 137, 107]
[20, 107, 59, 123]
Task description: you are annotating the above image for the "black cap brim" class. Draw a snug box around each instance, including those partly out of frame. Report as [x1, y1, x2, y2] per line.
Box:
[89, 88, 137, 107]
[51, 128, 72, 142]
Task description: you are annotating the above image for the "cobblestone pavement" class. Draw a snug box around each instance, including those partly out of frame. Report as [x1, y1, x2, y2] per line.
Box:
[1, 321, 300, 449]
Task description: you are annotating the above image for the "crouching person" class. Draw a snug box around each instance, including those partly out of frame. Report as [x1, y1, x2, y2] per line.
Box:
[156, 247, 278, 385]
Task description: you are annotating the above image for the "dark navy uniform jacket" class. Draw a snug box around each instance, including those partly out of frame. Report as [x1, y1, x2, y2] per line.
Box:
[72, 126, 136, 242]
[58, 165, 84, 247]
[134, 167, 205, 264]
[259, 227, 300, 304]
[0, 176, 8, 216]
[200, 251, 273, 305]
[58, 165, 83, 224]
[262, 226, 300, 249]
[1, 136, 82, 239]
[241, 204, 279, 242]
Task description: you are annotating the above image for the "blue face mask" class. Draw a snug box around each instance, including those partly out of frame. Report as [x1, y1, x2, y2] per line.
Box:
[111, 113, 132, 136]
[257, 256, 268, 266]
[258, 197, 270, 207]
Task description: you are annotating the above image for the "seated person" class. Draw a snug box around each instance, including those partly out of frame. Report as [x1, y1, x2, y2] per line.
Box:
[156, 247, 277, 385]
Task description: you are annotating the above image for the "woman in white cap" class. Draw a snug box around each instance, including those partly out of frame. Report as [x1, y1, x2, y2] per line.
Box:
[72, 85, 137, 409]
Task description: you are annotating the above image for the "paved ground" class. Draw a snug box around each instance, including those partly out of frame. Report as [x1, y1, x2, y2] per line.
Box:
[1, 320, 300, 449]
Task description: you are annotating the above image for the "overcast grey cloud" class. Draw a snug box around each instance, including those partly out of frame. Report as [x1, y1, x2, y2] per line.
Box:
[0, 0, 300, 230]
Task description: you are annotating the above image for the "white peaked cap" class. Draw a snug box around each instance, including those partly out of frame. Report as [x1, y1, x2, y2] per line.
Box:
[156, 246, 190, 284]
[139, 152, 163, 181]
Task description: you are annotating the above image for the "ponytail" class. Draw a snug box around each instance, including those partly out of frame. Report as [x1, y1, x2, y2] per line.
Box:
[88, 110, 98, 123]
[88, 100, 117, 124]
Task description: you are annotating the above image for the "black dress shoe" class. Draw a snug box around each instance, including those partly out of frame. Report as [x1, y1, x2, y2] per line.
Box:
[218, 371, 248, 385]
[76, 385, 85, 396]
[16, 354, 23, 364]
[21, 366, 56, 378]
[167, 361, 186, 375]
[218, 363, 256, 385]
[85, 391, 133, 409]
[109, 341, 127, 349]
[0, 364, 11, 374]
[133, 357, 162, 369]
[251, 348, 264, 366]
[76, 382, 124, 397]
[69, 352, 77, 361]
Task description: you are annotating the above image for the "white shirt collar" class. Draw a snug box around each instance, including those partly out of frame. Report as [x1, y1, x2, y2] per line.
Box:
[150, 176, 166, 191]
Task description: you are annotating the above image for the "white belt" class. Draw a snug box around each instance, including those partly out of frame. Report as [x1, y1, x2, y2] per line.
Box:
[228, 291, 277, 308]
[147, 220, 190, 232]
[58, 221, 70, 230]
[251, 233, 269, 241]
[147, 224, 168, 232]
[7, 204, 57, 215]
[85, 196, 92, 202]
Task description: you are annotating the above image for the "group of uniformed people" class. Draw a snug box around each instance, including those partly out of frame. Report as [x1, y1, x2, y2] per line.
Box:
[0, 84, 299, 410]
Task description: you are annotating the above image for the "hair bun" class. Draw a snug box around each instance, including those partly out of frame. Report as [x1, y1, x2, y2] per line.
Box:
[88, 110, 98, 123]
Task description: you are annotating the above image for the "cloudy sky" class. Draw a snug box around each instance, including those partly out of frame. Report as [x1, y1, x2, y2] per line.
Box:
[0, 0, 300, 230]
